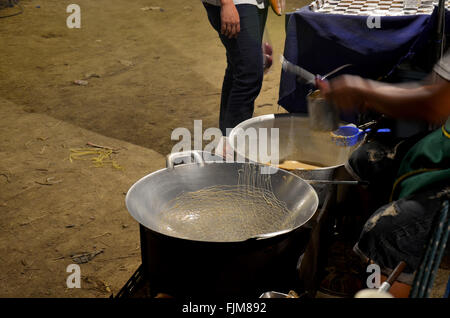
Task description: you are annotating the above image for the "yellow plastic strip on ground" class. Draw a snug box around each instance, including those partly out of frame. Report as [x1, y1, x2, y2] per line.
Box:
[69, 148, 123, 170]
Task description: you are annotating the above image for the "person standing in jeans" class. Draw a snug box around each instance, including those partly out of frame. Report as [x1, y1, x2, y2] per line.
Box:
[202, 0, 268, 136]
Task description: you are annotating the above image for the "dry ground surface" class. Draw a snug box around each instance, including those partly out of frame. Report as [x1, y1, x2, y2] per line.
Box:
[0, 0, 293, 298]
[0, 0, 448, 298]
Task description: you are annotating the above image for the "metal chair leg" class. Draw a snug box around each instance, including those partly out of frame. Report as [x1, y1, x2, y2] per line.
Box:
[410, 201, 449, 298]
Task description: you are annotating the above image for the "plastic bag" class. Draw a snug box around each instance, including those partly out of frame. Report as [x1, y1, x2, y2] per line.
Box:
[269, 0, 286, 16]
[262, 30, 273, 74]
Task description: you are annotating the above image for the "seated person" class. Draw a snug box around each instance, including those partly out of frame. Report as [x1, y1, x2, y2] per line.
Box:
[316, 50, 450, 297]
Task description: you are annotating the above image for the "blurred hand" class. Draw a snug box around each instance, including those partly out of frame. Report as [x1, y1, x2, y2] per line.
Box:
[221, 2, 240, 39]
[318, 74, 450, 123]
[316, 75, 368, 112]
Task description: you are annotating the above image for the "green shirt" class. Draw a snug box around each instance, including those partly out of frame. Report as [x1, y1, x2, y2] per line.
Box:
[392, 120, 450, 200]
[391, 51, 450, 200]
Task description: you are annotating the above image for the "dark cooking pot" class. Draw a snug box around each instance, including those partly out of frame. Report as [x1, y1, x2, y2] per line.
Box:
[125, 151, 319, 296]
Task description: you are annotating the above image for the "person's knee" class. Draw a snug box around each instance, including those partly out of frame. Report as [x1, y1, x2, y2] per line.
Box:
[357, 193, 442, 276]
[233, 64, 264, 93]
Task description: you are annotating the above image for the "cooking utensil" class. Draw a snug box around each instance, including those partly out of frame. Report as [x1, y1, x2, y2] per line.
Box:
[331, 124, 391, 147]
[321, 63, 353, 81]
[280, 55, 352, 85]
[307, 90, 340, 131]
[379, 261, 407, 293]
[259, 291, 296, 298]
[304, 179, 369, 186]
[280, 56, 352, 132]
[129, 151, 318, 242]
[126, 150, 319, 295]
[280, 55, 315, 85]
[355, 261, 406, 297]
[229, 114, 364, 202]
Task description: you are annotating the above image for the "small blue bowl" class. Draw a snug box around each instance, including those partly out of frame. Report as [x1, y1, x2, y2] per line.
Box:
[331, 126, 391, 146]
[331, 126, 364, 147]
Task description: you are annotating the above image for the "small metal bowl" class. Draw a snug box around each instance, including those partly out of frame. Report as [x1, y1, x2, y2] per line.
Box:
[307, 90, 340, 132]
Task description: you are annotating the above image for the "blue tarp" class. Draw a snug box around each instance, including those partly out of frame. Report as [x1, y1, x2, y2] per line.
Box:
[278, 6, 450, 123]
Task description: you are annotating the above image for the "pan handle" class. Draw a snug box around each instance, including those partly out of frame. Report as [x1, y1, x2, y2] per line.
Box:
[166, 151, 205, 169]
[304, 180, 369, 186]
[378, 261, 407, 293]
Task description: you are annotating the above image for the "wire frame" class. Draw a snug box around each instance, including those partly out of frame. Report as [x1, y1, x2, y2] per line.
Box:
[410, 200, 449, 298]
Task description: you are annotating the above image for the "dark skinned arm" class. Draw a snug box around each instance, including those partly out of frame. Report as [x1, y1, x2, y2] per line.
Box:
[316, 75, 450, 124]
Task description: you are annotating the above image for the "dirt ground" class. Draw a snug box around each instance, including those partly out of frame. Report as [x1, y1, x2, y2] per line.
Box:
[0, 0, 293, 298]
[0, 0, 448, 298]
[0, 0, 291, 156]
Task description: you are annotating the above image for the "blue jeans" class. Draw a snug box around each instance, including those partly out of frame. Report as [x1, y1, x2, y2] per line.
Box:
[203, 3, 268, 135]
[347, 137, 450, 284]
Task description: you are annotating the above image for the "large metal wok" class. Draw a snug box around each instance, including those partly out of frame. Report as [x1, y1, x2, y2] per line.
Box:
[229, 114, 364, 201]
[125, 151, 319, 296]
